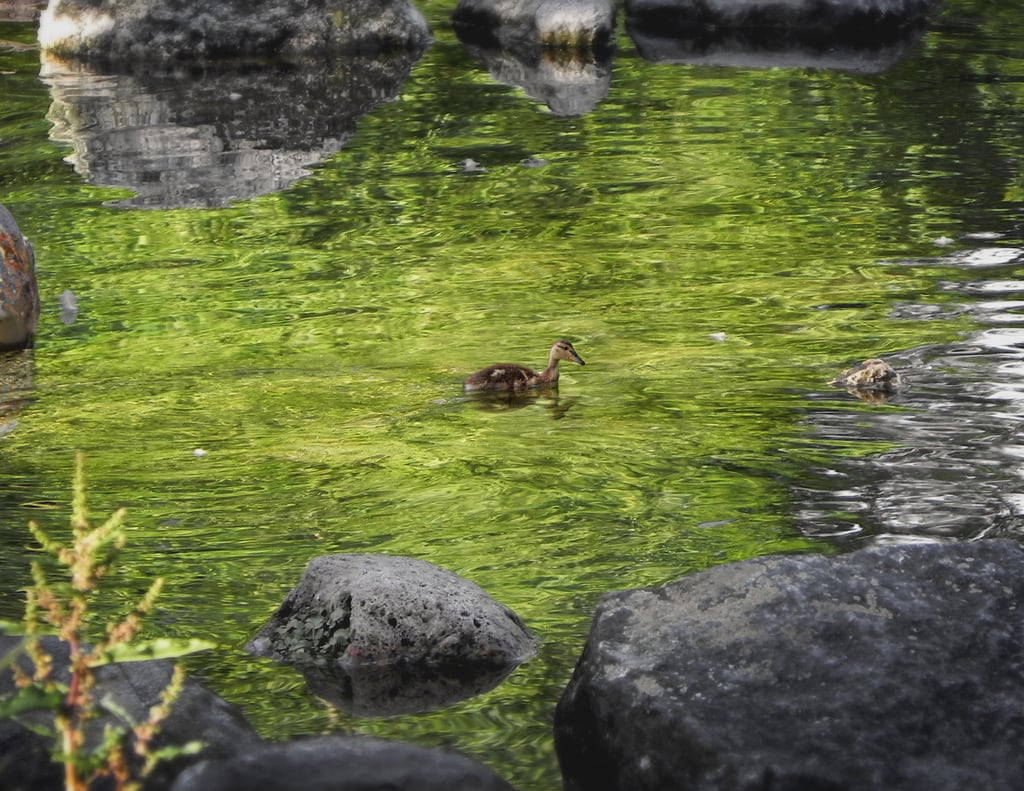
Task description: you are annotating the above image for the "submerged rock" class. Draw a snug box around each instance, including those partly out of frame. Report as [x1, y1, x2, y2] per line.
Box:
[0, 203, 39, 350]
[248, 554, 538, 670]
[40, 48, 425, 208]
[171, 735, 515, 791]
[555, 540, 1024, 791]
[39, 0, 431, 62]
[0, 635, 260, 791]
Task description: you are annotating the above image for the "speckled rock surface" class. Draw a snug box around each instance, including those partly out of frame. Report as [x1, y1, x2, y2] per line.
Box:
[555, 540, 1024, 791]
[0, 635, 260, 791]
[170, 735, 515, 791]
[0, 203, 39, 350]
[248, 554, 538, 669]
[38, 0, 431, 62]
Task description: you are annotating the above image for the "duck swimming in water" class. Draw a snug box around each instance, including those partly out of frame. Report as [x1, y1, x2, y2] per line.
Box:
[463, 339, 586, 392]
[829, 358, 901, 391]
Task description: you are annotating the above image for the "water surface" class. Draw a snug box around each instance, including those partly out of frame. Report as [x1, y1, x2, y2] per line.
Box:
[2, 3, 1024, 787]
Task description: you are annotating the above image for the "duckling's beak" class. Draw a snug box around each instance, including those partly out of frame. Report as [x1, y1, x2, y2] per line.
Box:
[572, 352, 586, 366]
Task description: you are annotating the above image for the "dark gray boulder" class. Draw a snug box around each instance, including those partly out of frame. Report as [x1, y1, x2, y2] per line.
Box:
[0, 203, 39, 350]
[248, 554, 538, 671]
[0, 635, 260, 791]
[170, 735, 515, 791]
[38, 0, 431, 63]
[555, 540, 1024, 791]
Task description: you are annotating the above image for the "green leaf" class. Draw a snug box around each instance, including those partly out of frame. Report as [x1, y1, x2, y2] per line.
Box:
[0, 685, 65, 717]
[98, 694, 138, 727]
[149, 740, 204, 761]
[91, 638, 215, 665]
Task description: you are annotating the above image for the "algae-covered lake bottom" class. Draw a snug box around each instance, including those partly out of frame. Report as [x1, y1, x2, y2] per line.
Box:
[3, 2, 1024, 788]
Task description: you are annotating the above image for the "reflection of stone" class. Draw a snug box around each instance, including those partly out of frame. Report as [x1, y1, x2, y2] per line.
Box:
[39, 0, 431, 62]
[40, 50, 425, 208]
[626, 0, 931, 73]
[299, 658, 517, 717]
[0, 203, 39, 350]
[454, 0, 614, 116]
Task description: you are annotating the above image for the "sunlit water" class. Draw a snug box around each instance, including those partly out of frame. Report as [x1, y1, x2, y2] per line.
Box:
[2, 2, 1024, 788]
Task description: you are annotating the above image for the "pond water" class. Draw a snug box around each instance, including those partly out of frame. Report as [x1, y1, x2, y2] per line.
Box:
[2, 1, 1024, 788]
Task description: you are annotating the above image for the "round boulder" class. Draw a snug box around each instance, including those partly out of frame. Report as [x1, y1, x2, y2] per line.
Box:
[555, 539, 1024, 791]
[247, 554, 538, 670]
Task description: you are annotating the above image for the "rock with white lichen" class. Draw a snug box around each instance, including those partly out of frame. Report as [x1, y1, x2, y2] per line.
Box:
[38, 0, 431, 62]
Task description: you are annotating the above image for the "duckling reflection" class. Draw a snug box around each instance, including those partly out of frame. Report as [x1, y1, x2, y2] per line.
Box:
[464, 388, 579, 420]
[829, 358, 902, 404]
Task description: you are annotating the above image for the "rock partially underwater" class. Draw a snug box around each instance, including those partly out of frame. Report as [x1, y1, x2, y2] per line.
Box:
[248, 554, 538, 713]
[39, 0, 431, 62]
[453, 0, 615, 116]
[40, 49, 425, 208]
[555, 540, 1024, 791]
[0, 203, 39, 350]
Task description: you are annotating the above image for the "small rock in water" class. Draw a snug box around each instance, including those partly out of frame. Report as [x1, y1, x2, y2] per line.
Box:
[460, 158, 486, 173]
[521, 157, 549, 168]
[192, 448, 208, 457]
[932, 236, 956, 246]
[59, 289, 78, 325]
[708, 332, 727, 342]
[963, 231, 1004, 240]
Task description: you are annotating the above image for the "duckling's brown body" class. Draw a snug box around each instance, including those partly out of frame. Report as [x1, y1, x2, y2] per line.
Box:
[463, 340, 585, 392]
[0, 203, 39, 350]
[830, 358, 900, 391]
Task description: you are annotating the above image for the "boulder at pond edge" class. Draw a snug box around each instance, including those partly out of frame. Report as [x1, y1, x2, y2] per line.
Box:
[555, 539, 1024, 791]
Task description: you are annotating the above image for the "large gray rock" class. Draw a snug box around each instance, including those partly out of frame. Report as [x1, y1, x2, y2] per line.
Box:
[38, 0, 431, 62]
[248, 554, 538, 670]
[0, 204, 39, 350]
[555, 540, 1024, 791]
[170, 735, 515, 791]
[0, 635, 261, 791]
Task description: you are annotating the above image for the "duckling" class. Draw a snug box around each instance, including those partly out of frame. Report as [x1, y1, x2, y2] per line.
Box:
[829, 358, 901, 392]
[463, 339, 586, 392]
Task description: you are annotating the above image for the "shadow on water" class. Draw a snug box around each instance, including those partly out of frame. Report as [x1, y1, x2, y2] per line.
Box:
[795, 243, 1024, 545]
[39, 47, 427, 208]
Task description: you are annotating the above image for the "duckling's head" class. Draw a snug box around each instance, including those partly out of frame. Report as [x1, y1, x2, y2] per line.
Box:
[551, 339, 585, 365]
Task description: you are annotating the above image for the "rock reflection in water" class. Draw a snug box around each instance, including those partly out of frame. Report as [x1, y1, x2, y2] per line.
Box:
[0, 349, 32, 437]
[453, 0, 614, 116]
[298, 660, 517, 717]
[40, 48, 426, 209]
[626, 4, 927, 73]
[797, 250, 1024, 543]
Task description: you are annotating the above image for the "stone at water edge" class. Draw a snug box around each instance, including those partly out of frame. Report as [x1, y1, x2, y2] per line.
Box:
[170, 735, 516, 791]
[0, 635, 261, 791]
[38, 0, 431, 62]
[0, 203, 39, 350]
[554, 539, 1024, 791]
[247, 553, 538, 669]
